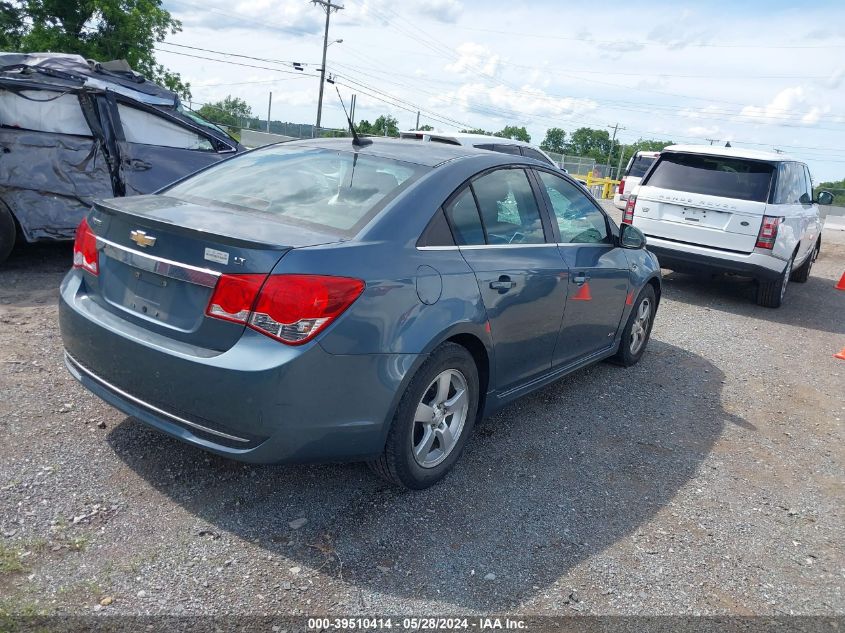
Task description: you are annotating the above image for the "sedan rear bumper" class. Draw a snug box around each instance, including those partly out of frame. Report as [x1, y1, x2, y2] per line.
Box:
[59, 271, 420, 463]
[645, 236, 786, 281]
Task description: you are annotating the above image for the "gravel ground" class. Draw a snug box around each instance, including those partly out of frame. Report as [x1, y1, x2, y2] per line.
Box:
[0, 207, 843, 617]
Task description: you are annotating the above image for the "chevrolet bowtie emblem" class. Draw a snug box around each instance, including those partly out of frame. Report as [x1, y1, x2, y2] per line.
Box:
[130, 230, 156, 248]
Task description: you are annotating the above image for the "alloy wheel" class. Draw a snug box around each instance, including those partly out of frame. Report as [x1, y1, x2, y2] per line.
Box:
[412, 369, 469, 468]
[630, 297, 652, 355]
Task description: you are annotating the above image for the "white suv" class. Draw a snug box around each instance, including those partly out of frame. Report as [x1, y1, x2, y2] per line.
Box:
[399, 131, 558, 167]
[623, 145, 833, 308]
[613, 150, 659, 210]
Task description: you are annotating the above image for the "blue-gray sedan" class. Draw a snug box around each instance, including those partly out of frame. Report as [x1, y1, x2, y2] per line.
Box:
[59, 138, 661, 489]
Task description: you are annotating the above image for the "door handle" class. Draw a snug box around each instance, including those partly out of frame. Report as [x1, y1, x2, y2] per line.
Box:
[489, 276, 516, 292]
[573, 273, 590, 285]
[126, 158, 152, 171]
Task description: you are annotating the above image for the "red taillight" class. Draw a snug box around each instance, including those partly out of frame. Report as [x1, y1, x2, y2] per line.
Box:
[618, 179, 626, 195]
[206, 274, 265, 324]
[72, 217, 99, 275]
[206, 274, 365, 345]
[755, 216, 782, 249]
[622, 195, 636, 225]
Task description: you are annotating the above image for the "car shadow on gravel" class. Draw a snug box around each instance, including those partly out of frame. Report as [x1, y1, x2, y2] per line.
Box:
[107, 339, 743, 611]
[660, 271, 845, 335]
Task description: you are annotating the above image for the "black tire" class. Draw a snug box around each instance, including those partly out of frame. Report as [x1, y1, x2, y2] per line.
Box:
[612, 284, 656, 367]
[369, 342, 479, 490]
[790, 240, 819, 283]
[0, 203, 15, 266]
[756, 255, 793, 308]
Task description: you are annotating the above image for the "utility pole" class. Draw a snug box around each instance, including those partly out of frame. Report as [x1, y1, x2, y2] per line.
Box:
[615, 145, 627, 181]
[606, 123, 624, 176]
[313, 0, 343, 132]
[706, 138, 720, 146]
[415, 110, 420, 129]
[266, 92, 272, 133]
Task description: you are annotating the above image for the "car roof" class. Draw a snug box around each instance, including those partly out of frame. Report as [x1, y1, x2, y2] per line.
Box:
[283, 136, 493, 168]
[401, 130, 529, 146]
[662, 144, 793, 162]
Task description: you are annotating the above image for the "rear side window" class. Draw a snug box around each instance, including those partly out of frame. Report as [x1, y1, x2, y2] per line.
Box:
[626, 154, 656, 178]
[774, 162, 811, 204]
[0, 89, 91, 136]
[471, 169, 546, 244]
[521, 147, 553, 165]
[167, 146, 427, 235]
[445, 188, 485, 246]
[645, 153, 774, 202]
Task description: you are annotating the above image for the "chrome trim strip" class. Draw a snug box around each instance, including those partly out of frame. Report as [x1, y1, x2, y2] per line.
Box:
[65, 352, 251, 444]
[97, 237, 221, 288]
[459, 243, 558, 250]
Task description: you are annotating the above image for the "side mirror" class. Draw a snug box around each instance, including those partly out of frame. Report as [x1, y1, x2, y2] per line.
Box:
[816, 191, 834, 206]
[619, 223, 646, 249]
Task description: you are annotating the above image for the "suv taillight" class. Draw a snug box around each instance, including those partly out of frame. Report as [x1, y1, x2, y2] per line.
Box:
[72, 217, 99, 275]
[622, 195, 636, 225]
[755, 216, 783, 250]
[618, 179, 625, 195]
[206, 274, 365, 345]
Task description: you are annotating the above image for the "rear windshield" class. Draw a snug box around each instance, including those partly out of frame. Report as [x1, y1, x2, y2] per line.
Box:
[626, 155, 656, 178]
[165, 145, 427, 235]
[644, 153, 774, 202]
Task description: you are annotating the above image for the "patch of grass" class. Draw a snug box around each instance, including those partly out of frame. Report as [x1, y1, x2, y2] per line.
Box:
[0, 545, 24, 574]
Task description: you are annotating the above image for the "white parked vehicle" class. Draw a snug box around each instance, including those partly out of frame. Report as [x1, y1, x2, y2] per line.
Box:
[613, 151, 659, 210]
[623, 145, 833, 308]
[399, 131, 558, 168]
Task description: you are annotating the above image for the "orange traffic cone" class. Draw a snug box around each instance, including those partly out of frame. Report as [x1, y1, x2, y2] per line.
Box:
[835, 347, 845, 361]
[836, 272, 845, 291]
[572, 282, 592, 301]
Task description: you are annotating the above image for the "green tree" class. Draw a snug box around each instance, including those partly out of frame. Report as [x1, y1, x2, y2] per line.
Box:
[460, 128, 493, 135]
[372, 114, 399, 137]
[356, 119, 373, 135]
[815, 178, 845, 205]
[3, 0, 190, 98]
[418, 124, 434, 131]
[627, 138, 674, 153]
[540, 127, 566, 154]
[495, 125, 530, 143]
[197, 96, 253, 130]
[566, 127, 613, 160]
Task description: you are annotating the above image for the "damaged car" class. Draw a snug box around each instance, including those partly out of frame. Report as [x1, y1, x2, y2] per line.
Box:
[0, 52, 243, 264]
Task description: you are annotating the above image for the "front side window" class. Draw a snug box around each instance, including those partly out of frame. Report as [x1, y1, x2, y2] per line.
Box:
[118, 104, 214, 151]
[167, 146, 427, 235]
[538, 171, 610, 244]
[471, 169, 546, 244]
[645, 153, 774, 202]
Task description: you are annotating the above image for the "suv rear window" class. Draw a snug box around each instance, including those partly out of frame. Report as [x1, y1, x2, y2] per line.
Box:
[644, 153, 774, 202]
[166, 146, 426, 235]
[626, 155, 656, 178]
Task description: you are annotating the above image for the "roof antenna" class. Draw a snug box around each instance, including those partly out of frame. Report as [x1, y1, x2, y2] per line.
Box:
[335, 86, 371, 147]
[725, 141, 732, 148]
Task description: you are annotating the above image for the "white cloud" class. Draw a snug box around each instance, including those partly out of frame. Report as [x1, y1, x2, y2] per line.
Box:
[445, 42, 499, 77]
[826, 68, 844, 90]
[687, 125, 719, 137]
[432, 82, 598, 120]
[173, 0, 322, 35]
[740, 86, 829, 126]
[417, 0, 463, 23]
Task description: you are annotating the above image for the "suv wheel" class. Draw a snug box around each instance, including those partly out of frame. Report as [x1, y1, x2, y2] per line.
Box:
[0, 203, 16, 266]
[756, 255, 793, 308]
[369, 342, 479, 490]
[790, 241, 819, 283]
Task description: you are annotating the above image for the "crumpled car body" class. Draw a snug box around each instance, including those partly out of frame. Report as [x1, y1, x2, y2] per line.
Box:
[0, 52, 243, 254]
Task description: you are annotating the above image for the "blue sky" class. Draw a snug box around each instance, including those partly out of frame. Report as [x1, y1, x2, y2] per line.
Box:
[158, 0, 845, 181]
